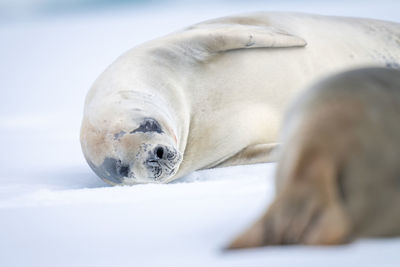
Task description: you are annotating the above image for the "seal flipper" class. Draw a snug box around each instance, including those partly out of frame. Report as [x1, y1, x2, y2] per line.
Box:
[163, 21, 307, 62]
[186, 24, 306, 51]
[214, 143, 280, 168]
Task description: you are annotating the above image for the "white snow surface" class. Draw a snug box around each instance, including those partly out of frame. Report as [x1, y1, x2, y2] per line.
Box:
[1, 1, 400, 266]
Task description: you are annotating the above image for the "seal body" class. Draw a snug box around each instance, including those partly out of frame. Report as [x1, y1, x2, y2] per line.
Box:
[229, 67, 400, 248]
[80, 12, 400, 185]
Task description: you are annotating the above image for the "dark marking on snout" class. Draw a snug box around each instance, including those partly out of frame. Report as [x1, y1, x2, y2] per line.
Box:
[87, 158, 130, 184]
[130, 118, 163, 134]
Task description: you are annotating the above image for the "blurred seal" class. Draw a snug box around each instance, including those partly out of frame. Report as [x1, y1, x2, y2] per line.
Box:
[80, 12, 400, 185]
[229, 67, 400, 248]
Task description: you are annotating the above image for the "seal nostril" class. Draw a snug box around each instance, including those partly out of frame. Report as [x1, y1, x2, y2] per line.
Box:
[155, 146, 164, 159]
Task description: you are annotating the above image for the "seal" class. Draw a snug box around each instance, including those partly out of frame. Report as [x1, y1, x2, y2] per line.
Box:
[80, 12, 400, 185]
[229, 67, 400, 248]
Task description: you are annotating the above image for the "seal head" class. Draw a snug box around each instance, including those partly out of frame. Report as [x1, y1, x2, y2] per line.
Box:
[80, 91, 182, 185]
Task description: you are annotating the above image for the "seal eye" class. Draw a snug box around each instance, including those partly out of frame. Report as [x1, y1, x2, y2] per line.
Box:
[130, 118, 163, 134]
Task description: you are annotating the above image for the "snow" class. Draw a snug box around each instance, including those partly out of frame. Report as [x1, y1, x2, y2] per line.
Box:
[1, 1, 400, 266]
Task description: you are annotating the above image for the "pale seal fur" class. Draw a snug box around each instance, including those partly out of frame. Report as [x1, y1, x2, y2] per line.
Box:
[80, 12, 400, 185]
[229, 67, 400, 248]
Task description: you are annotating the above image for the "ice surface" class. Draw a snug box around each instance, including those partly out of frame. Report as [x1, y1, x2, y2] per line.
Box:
[1, 1, 400, 266]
